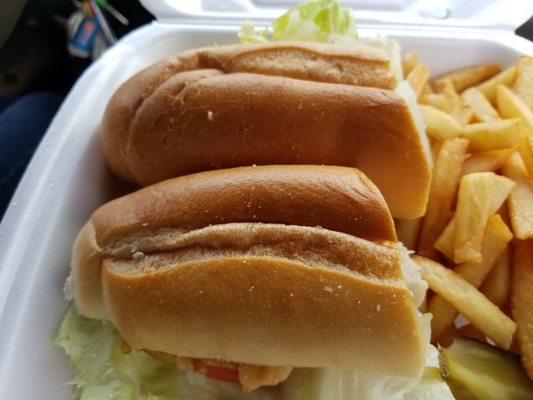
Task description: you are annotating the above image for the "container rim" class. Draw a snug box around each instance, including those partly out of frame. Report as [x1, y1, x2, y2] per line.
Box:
[139, 0, 533, 33]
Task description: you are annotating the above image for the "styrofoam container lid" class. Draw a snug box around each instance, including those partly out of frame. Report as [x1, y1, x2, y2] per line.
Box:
[0, 1, 532, 399]
[141, 0, 533, 31]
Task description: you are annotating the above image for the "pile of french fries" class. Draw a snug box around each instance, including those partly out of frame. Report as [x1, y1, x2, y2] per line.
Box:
[397, 55, 533, 379]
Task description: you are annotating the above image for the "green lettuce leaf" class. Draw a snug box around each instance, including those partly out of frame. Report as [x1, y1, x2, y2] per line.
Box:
[55, 306, 277, 400]
[55, 306, 184, 399]
[278, 345, 454, 400]
[238, 21, 269, 43]
[238, 0, 357, 44]
[56, 306, 454, 399]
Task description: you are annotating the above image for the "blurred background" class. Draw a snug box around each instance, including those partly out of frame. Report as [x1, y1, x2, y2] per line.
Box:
[0, 0, 532, 219]
[0, 0, 152, 217]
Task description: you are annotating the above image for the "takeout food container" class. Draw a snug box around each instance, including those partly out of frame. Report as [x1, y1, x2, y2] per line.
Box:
[0, 0, 532, 397]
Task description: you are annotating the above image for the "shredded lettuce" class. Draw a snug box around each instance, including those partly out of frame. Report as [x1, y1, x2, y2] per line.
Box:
[279, 346, 454, 400]
[55, 306, 182, 399]
[238, 22, 269, 43]
[56, 306, 454, 399]
[55, 306, 275, 400]
[238, 0, 358, 44]
[403, 347, 455, 400]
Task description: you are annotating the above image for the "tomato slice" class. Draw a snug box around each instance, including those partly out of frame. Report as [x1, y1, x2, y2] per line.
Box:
[203, 364, 240, 383]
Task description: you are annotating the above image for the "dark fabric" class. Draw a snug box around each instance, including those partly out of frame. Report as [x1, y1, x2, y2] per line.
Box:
[0, 91, 63, 218]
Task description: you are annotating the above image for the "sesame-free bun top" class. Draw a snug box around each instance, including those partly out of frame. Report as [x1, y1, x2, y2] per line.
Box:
[101, 42, 431, 219]
[70, 165, 425, 378]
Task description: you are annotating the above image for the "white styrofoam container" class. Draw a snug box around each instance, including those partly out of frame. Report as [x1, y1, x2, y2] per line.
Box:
[0, 1, 532, 398]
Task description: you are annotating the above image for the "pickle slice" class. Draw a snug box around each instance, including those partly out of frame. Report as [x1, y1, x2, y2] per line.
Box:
[439, 337, 533, 400]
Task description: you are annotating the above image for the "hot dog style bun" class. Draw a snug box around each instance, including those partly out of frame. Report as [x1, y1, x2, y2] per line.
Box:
[101, 42, 431, 219]
[70, 166, 426, 378]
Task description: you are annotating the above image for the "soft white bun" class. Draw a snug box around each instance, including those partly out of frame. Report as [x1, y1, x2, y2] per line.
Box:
[70, 166, 425, 377]
[101, 42, 432, 219]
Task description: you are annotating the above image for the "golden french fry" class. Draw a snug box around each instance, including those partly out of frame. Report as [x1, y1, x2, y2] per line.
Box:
[434, 215, 456, 260]
[480, 247, 511, 309]
[511, 239, 533, 379]
[418, 138, 469, 258]
[453, 172, 515, 263]
[502, 152, 533, 239]
[414, 253, 516, 350]
[462, 118, 525, 152]
[437, 80, 461, 107]
[498, 200, 512, 226]
[419, 93, 453, 113]
[421, 83, 433, 96]
[433, 63, 501, 93]
[496, 84, 533, 128]
[513, 56, 533, 111]
[460, 148, 515, 177]
[395, 218, 422, 250]
[477, 66, 517, 103]
[419, 105, 462, 141]
[461, 87, 500, 122]
[438, 80, 473, 126]
[518, 132, 533, 178]
[402, 52, 420, 78]
[429, 298, 461, 344]
[436, 324, 457, 348]
[407, 64, 429, 98]
[435, 170, 515, 260]
[429, 215, 512, 342]
[455, 323, 487, 342]
[455, 216, 513, 285]
[453, 106, 474, 127]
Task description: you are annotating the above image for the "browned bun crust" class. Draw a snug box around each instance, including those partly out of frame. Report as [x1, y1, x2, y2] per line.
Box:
[71, 221, 103, 318]
[71, 165, 426, 375]
[92, 165, 396, 249]
[74, 165, 396, 318]
[101, 42, 431, 219]
[197, 42, 396, 88]
[74, 221, 425, 376]
[101, 224, 424, 376]
[101, 50, 202, 181]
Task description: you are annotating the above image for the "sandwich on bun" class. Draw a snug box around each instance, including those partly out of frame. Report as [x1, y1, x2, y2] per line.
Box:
[58, 166, 455, 399]
[101, 41, 431, 219]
